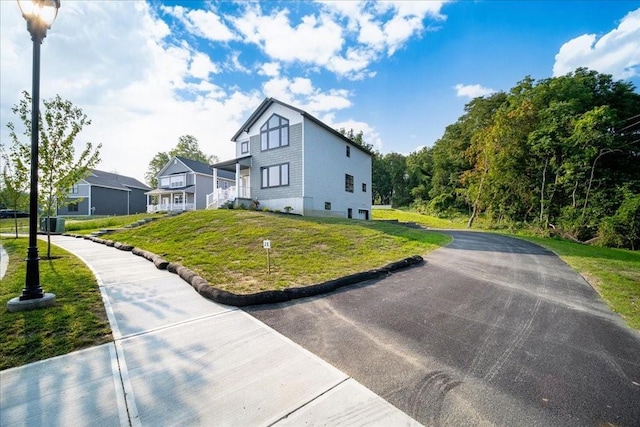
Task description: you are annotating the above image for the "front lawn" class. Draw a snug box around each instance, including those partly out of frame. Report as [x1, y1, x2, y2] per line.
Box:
[0, 238, 112, 370]
[108, 210, 451, 294]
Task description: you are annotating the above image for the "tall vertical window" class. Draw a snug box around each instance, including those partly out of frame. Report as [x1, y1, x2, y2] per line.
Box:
[362, 183, 367, 192]
[261, 114, 289, 150]
[241, 141, 249, 154]
[261, 163, 289, 188]
[346, 145, 351, 157]
[345, 174, 354, 193]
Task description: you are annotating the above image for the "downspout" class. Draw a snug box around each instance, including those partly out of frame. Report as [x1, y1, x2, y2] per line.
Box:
[213, 168, 218, 206]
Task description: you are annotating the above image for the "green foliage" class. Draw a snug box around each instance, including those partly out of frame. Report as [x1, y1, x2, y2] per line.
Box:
[0, 141, 29, 237]
[7, 91, 101, 256]
[407, 68, 640, 246]
[598, 192, 640, 250]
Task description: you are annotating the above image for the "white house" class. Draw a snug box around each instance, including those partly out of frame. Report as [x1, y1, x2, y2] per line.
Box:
[209, 98, 372, 219]
[146, 156, 234, 212]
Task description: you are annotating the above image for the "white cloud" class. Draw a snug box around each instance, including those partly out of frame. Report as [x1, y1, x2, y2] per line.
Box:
[231, 6, 345, 68]
[454, 83, 496, 99]
[259, 62, 281, 77]
[0, 1, 259, 182]
[190, 52, 219, 79]
[331, 119, 383, 151]
[553, 8, 640, 79]
[161, 5, 237, 42]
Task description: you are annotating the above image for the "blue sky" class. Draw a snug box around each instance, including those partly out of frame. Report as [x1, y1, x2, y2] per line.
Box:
[1, 1, 639, 183]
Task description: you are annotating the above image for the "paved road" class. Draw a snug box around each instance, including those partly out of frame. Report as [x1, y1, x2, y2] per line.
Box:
[247, 231, 640, 426]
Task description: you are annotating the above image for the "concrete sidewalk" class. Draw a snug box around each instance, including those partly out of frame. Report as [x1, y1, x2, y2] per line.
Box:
[1, 235, 420, 426]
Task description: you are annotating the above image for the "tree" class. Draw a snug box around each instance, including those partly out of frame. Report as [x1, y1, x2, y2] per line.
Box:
[145, 135, 218, 187]
[0, 143, 29, 237]
[338, 128, 374, 152]
[8, 91, 101, 257]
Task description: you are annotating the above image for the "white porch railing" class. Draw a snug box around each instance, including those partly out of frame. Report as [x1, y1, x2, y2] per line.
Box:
[147, 203, 195, 213]
[206, 186, 251, 209]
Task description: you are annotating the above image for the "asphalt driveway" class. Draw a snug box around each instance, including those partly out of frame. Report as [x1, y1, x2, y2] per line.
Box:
[247, 231, 640, 426]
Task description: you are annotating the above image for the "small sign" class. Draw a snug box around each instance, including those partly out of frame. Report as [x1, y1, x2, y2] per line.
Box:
[263, 240, 271, 249]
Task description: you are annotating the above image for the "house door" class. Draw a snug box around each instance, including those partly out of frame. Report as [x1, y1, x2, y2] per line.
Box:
[241, 175, 250, 198]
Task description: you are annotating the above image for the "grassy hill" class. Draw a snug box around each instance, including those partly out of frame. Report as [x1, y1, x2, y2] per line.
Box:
[108, 210, 450, 294]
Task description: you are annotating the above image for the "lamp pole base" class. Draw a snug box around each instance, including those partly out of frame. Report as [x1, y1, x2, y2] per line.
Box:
[7, 293, 56, 313]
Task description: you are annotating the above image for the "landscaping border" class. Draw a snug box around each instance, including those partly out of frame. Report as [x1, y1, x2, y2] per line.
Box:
[64, 233, 424, 307]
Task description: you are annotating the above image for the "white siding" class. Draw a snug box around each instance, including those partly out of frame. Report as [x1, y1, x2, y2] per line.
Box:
[303, 119, 372, 218]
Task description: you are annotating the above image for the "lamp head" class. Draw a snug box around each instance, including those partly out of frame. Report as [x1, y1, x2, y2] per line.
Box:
[17, 0, 60, 40]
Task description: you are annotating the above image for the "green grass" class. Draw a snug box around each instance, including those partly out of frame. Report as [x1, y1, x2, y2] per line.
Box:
[0, 217, 29, 234]
[0, 238, 112, 370]
[375, 209, 640, 330]
[109, 210, 451, 294]
[64, 213, 164, 234]
[373, 208, 471, 229]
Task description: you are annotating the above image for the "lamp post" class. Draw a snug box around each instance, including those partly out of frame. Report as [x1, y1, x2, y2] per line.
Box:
[7, 0, 60, 312]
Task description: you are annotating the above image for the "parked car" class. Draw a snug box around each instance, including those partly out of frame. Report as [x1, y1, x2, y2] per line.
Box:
[0, 209, 29, 218]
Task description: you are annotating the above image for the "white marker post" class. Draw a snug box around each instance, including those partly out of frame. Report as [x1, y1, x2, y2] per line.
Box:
[263, 239, 271, 274]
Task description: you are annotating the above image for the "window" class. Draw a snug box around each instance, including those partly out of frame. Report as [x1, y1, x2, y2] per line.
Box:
[362, 183, 367, 192]
[160, 177, 170, 187]
[325, 202, 331, 210]
[346, 145, 351, 157]
[241, 141, 249, 154]
[68, 202, 78, 212]
[261, 163, 289, 188]
[347, 208, 353, 219]
[170, 175, 184, 188]
[345, 174, 354, 193]
[173, 194, 183, 204]
[260, 114, 289, 151]
[70, 184, 79, 194]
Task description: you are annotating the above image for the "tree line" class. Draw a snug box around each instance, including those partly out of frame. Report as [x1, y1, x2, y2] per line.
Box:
[355, 69, 640, 249]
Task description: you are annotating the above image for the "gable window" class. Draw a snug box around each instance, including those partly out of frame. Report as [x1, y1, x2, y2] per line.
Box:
[345, 174, 354, 193]
[346, 146, 351, 157]
[241, 141, 249, 154]
[260, 114, 289, 151]
[362, 183, 367, 192]
[171, 175, 184, 188]
[261, 163, 289, 188]
[70, 184, 79, 194]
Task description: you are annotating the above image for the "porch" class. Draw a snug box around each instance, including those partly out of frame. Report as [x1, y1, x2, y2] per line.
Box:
[146, 187, 196, 213]
[147, 203, 195, 213]
[206, 186, 251, 209]
[208, 156, 252, 209]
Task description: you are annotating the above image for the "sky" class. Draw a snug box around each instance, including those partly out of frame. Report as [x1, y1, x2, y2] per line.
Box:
[1, 0, 639, 184]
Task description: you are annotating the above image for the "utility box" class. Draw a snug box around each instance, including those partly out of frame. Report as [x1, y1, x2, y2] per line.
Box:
[40, 217, 65, 233]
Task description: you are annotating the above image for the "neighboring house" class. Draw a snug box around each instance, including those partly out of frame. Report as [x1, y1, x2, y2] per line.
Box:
[57, 169, 150, 216]
[209, 98, 372, 219]
[146, 156, 234, 213]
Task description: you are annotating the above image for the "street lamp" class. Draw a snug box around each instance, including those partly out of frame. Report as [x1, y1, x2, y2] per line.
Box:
[7, 0, 60, 312]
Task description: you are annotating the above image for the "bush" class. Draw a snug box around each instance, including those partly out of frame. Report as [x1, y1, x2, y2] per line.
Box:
[598, 192, 640, 250]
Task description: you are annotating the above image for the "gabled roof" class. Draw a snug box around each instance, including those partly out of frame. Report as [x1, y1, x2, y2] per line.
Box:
[174, 156, 213, 175]
[84, 170, 150, 191]
[232, 97, 373, 156]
